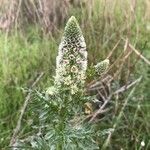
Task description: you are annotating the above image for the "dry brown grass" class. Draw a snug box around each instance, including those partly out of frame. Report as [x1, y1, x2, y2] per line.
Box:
[0, 0, 71, 32]
[0, 0, 150, 33]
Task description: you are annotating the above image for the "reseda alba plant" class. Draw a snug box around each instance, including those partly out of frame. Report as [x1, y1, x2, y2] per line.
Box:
[14, 16, 110, 150]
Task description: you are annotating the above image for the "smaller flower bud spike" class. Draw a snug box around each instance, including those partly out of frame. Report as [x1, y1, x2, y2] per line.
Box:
[94, 59, 109, 75]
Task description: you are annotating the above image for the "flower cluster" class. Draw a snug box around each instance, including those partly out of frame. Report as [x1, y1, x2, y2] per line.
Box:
[94, 59, 109, 75]
[54, 16, 87, 94]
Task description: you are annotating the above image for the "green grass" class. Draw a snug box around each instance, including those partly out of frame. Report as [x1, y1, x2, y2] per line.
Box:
[0, 30, 58, 147]
[0, 0, 150, 149]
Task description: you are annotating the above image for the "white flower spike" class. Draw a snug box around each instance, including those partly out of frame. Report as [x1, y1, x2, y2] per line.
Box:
[55, 16, 87, 94]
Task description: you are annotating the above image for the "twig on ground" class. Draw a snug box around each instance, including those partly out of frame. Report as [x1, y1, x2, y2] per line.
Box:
[88, 76, 142, 123]
[86, 75, 113, 91]
[101, 80, 141, 149]
[114, 76, 142, 95]
[10, 72, 44, 146]
[122, 37, 150, 65]
[106, 39, 121, 59]
[88, 96, 111, 123]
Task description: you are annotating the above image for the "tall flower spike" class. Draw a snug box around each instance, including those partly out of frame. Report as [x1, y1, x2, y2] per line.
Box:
[55, 16, 87, 94]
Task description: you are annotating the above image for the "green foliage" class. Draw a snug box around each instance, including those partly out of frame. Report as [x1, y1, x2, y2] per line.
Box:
[14, 90, 100, 149]
[0, 31, 57, 147]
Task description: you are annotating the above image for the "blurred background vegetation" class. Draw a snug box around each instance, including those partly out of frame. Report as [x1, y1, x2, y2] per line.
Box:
[0, 0, 150, 149]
